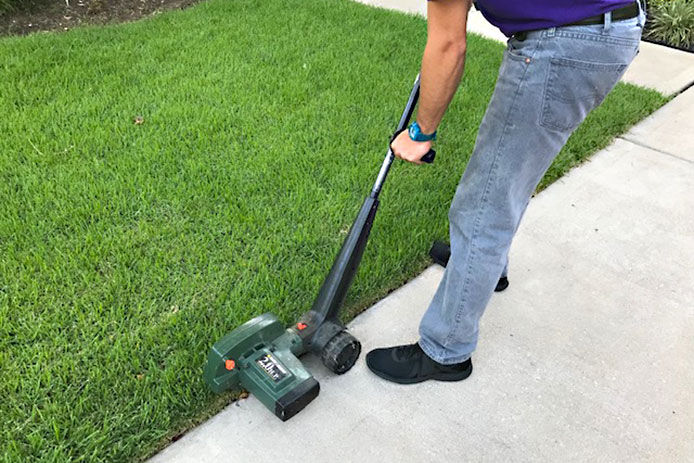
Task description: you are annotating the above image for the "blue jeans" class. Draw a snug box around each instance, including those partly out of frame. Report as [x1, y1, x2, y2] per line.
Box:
[419, 10, 645, 364]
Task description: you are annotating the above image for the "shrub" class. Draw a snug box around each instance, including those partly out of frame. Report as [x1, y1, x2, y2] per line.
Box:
[0, 0, 21, 14]
[647, 0, 694, 48]
[1, 0, 13, 13]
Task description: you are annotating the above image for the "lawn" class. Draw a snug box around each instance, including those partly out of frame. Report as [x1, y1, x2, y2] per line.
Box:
[0, 0, 668, 461]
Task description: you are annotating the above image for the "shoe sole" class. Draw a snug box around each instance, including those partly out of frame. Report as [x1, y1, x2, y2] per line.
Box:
[366, 362, 473, 385]
[495, 277, 509, 292]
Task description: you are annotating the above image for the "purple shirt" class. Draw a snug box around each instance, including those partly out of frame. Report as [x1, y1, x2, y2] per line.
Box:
[474, 0, 635, 36]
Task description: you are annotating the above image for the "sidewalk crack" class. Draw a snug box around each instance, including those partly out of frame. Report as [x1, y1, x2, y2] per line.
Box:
[618, 136, 694, 165]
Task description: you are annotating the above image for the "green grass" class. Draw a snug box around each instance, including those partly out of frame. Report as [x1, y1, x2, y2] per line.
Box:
[0, 0, 667, 461]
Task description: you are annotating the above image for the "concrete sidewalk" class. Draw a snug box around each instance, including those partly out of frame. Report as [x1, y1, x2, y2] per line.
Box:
[150, 89, 693, 462]
[149, 4, 694, 462]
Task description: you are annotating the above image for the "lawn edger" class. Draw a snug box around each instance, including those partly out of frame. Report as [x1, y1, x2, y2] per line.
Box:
[203, 74, 435, 421]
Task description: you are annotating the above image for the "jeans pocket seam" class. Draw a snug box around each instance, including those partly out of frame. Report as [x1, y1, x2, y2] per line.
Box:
[505, 45, 528, 62]
[505, 36, 540, 62]
[554, 30, 641, 47]
[540, 58, 628, 132]
[549, 57, 628, 73]
[506, 48, 529, 62]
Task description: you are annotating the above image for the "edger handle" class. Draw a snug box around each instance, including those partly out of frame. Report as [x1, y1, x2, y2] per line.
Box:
[421, 149, 436, 164]
[372, 73, 437, 196]
[390, 128, 436, 164]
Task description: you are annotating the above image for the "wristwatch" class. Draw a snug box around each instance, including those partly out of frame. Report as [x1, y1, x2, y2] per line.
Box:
[408, 121, 437, 142]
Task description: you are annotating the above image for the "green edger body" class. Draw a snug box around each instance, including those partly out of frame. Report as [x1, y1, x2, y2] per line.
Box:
[203, 74, 433, 421]
[203, 309, 363, 421]
[203, 313, 321, 421]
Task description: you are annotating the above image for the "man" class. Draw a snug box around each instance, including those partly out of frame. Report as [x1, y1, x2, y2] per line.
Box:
[366, 0, 645, 384]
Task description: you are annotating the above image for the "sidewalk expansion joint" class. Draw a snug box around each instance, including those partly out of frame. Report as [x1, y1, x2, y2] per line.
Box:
[618, 136, 694, 165]
[676, 79, 694, 96]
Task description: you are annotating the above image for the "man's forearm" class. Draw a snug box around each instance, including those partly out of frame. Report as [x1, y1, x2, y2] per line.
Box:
[416, 0, 471, 134]
[417, 45, 466, 133]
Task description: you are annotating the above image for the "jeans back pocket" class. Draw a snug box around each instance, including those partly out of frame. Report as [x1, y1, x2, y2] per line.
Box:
[540, 57, 628, 132]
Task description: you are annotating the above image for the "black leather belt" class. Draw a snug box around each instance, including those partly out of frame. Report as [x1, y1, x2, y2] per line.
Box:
[514, 2, 639, 41]
[566, 1, 639, 27]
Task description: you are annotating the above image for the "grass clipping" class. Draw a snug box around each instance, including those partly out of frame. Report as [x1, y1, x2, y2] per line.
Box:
[0, 0, 667, 461]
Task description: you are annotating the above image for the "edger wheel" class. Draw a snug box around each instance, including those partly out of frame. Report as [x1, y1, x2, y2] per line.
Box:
[320, 330, 361, 374]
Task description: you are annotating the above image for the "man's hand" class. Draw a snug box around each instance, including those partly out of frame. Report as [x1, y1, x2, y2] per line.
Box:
[390, 130, 433, 165]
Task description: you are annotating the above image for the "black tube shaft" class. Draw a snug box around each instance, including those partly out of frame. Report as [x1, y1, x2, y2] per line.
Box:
[370, 73, 422, 198]
[307, 74, 423, 327]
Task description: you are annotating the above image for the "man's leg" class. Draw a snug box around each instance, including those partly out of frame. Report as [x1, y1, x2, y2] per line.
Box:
[500, 254, 509, 280]
[367, 12, 643, 381]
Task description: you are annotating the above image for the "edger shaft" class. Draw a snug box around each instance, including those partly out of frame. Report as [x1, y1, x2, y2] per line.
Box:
[203, 74, 435, 421]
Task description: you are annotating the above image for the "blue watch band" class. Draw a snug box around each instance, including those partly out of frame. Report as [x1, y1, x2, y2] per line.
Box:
[408, 121, 437, 142]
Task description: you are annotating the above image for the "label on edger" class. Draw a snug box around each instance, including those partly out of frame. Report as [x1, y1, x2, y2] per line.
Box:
[256, 353, 288, 383]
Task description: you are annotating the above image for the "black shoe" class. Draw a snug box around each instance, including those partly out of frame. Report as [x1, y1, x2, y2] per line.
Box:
[495, 276, 509, 292]
[430, 241, 510, 293]
[365, 342, 472, 384]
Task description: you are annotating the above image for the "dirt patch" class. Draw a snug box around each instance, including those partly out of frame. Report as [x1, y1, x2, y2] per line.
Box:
[0, 0, 203, 37]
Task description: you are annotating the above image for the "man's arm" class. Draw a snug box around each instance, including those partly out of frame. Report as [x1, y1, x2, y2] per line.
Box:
[418, 0, 471, 133]
[391, 0, 471, 164]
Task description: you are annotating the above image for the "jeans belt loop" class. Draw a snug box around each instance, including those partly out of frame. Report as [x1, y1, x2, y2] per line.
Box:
[636, 0, 646, 27]
[546, 27, 556, 38]
[604, 10, 613, 31]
